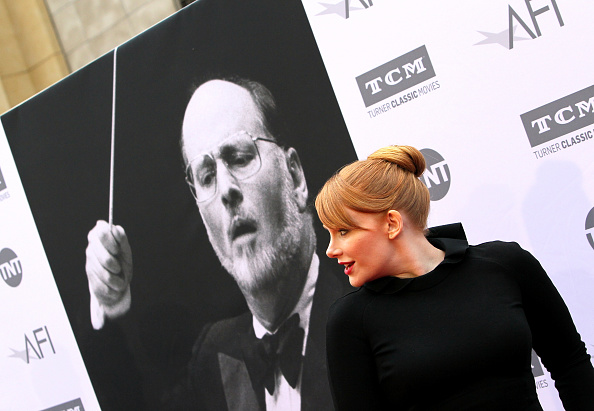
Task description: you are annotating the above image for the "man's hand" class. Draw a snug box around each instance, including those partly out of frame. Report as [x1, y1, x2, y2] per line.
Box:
[85, 220, 133, 329]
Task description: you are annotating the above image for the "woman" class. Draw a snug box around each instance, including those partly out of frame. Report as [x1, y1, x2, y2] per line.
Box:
[315, 145, 594, 410]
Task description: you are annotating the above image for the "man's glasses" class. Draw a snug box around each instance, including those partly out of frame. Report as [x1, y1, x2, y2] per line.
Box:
[185, 130, 277, 203]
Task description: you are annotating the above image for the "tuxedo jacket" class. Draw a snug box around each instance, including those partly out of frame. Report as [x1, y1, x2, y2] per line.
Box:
[184, 258, 348, 411]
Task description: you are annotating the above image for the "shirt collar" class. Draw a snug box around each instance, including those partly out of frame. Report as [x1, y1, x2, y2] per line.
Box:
[426, 222, 468, 264]
[364, 223, 468, 294]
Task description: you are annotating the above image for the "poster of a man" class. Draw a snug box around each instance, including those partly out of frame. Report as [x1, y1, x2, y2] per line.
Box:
[86, 77, 350, 409]
[1, 0, 357, 409]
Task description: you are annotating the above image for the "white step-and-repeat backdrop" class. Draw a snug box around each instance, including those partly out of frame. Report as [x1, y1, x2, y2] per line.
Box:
[1, 0, 592, 409]
[302, 1, 594, 408]
[0, 131, 101, 409]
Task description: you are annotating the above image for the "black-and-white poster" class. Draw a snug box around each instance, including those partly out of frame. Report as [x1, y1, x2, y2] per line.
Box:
[1, 0, 356, 409]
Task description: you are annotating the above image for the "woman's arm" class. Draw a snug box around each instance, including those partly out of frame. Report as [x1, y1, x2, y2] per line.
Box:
[326, 296, 389, 411]
[510, 243, 594, 410]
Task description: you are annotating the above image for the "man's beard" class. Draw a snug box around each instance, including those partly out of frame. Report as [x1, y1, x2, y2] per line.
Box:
[206, 173, 308, 294]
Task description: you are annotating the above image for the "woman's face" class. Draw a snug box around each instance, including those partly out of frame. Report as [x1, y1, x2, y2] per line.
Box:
[325, 208, 396, 287]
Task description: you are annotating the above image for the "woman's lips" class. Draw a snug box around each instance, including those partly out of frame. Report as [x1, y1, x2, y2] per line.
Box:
[341, 262, 354, 275]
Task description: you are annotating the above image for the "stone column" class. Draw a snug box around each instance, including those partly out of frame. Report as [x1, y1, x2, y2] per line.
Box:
[0, 0, 68, 113]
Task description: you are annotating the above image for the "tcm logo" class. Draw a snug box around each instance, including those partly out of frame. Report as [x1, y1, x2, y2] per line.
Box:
[41, 398, 85, 411]
[356, 45, 436, 107]
[531, 350, 544, 378]
[420, 149, 450, 201]
[520, 84, 594, 147]
[0, 166, 6, 192]
[586, 207, 594, 251]
[9, 326, 56, 364]
[316, 0, 374, 20]
[1, 248, 22, 288]
[475, 0, 564, 50]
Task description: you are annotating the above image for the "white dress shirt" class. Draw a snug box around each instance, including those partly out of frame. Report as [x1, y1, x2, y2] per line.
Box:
[252, 254, 319, 411]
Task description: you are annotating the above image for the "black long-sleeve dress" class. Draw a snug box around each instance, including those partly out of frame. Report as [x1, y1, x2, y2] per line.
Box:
[326, 223, 594, 410]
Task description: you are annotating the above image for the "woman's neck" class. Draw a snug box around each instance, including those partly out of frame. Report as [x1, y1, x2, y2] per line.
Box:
[391, 230, 445, 279]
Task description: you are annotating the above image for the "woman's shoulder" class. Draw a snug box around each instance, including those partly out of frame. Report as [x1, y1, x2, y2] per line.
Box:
[467, 240, 543, 276]
[328, 288, 373, 324]
[330, 287, 367, 310]
[469, 240, 532, 259]
[471, 239, 523, 252]
[467, 239, 529, 259]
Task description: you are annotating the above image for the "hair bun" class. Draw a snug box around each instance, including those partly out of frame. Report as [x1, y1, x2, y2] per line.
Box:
[367, 145, 426, 178]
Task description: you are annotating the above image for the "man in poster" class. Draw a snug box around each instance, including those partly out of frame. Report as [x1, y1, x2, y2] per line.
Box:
[85, 77, 347, 410]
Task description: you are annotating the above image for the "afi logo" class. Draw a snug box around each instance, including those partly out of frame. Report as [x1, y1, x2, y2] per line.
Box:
[475, 0, 564, 50]
[508, 0, 564, 49]
[345, 0, 373, 19]
[317, 0, 374, 20]
[0, 248, 22, 288]
[420, 149, 450, 201]
[19, 326, 56, 364]
[356, 45, 436, 107]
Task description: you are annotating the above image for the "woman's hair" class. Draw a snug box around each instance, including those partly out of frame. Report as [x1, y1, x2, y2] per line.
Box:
[315, 145, 430, 231]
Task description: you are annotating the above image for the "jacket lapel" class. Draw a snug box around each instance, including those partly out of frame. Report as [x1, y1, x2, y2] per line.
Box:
[301, 258, 350, 411]
[218, 351, 262, 411]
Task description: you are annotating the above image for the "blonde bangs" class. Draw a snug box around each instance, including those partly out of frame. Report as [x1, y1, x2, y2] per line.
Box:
[315, 175, 360, 230]
[315, 145, 431, 232]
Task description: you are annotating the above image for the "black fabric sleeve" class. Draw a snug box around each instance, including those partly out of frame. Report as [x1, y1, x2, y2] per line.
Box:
[78, 319, 147, 409]
[506, 242, 594, 410]
[326, 293, 389, 411]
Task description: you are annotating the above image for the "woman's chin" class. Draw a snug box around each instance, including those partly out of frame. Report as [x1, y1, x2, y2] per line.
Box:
[348, 277, 363, 288]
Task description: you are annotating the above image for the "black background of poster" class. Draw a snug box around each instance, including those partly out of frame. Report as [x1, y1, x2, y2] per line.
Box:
[1, 0, 357, 407]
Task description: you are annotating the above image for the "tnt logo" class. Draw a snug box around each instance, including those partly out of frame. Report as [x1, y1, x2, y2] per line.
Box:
[24, 326, 56, 364]
[0, 248, 22, 287]
[586, 207, 594, 251]
[420, 149, 450, 201]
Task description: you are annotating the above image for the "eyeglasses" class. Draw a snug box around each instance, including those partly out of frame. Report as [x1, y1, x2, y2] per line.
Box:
[185, 130, 277, 203]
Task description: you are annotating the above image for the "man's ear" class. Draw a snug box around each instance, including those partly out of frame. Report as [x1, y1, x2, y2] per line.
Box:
[285, 147, 308, 212]
[386, 210, 403, 240]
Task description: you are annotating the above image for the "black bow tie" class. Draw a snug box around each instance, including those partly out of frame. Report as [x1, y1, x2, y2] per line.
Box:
[245, 313, 305, 395]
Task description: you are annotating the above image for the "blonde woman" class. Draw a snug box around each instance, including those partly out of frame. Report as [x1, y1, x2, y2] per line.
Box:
[315, 145, 594, 411]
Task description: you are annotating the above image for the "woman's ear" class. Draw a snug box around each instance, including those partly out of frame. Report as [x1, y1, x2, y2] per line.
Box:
[386, 210, 403, 240]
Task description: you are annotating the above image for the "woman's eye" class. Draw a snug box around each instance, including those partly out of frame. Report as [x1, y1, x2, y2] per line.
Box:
[339, 229, 348, 236]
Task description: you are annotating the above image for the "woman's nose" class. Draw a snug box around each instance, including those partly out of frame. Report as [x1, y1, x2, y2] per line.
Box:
[326, 239, 342, 258]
